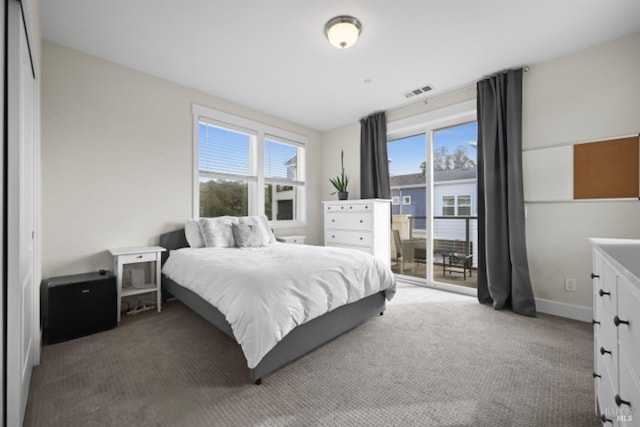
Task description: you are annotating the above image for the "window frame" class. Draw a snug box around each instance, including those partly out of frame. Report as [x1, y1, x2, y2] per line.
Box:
[193, 104, 308, 227]
[402, 195, 412, 205]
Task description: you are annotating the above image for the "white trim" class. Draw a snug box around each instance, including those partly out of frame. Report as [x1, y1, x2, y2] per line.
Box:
[192, 104, 308, 145]
[535, 298, 591, 322]
[400, 277, 592, 322]
[387, 99, 477, 139]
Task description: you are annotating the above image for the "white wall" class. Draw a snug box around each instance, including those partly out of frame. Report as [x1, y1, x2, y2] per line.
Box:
[522, 32, 640, 309]
[41, 42, 322, 278]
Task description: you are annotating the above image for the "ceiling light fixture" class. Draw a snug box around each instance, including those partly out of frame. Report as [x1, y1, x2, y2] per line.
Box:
[324, 15, 362, 49]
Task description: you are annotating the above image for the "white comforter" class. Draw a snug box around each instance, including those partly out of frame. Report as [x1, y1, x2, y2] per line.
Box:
[162, 243, 396, 369]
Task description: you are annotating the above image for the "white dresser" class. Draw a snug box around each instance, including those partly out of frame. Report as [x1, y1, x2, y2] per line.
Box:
[323, 199, 390, 265]
[591, 238, 640, 426]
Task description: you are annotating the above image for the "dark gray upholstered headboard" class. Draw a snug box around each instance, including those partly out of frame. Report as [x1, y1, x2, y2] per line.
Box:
[159, 228, 188, 265]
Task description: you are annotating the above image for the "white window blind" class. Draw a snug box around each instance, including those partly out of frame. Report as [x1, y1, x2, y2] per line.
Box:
[198, 122, 252, 177]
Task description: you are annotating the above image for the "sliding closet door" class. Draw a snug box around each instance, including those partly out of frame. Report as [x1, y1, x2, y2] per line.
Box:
[7, 1, 38, 425]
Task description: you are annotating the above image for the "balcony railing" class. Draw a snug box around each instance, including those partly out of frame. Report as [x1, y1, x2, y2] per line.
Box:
[392, 215, 478, 268]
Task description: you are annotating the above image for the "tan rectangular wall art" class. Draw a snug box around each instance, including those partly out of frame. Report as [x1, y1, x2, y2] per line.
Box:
[573, 136, 640, 199]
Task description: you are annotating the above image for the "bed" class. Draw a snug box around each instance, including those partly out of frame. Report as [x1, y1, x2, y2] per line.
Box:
[159, 228, 395, 385]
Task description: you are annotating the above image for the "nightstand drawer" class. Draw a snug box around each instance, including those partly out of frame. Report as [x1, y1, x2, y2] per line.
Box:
[118, 252, 157, 264]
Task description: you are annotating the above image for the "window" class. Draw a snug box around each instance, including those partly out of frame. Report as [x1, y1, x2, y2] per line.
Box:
[198, 123, 253, 217]
[442, 196, 455, 216]
[193, 105, 307, 226]
[402, 195, 412, 205]
[457, 195, 471, 216]
[392, 196, 400, 205]
[442, 195, 471, 216]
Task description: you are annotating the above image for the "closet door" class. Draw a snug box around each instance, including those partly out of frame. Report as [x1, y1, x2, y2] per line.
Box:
[7, 1, 37, 425]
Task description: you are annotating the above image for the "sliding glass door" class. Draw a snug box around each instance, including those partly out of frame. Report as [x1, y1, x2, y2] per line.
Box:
[431, 122, 478, 289]
[388, 133, 427, 280]
[388, 118, 478, 291]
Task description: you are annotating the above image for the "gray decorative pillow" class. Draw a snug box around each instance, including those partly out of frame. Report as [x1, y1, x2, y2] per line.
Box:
[238, 215, 276, 245]
[232, 223, 263, 248]
[199, 216, 239, 248]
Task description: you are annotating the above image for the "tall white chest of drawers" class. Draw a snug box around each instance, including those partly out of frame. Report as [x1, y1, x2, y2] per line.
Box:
[323, 199, 391, 265]
[591, 238, 640, 426]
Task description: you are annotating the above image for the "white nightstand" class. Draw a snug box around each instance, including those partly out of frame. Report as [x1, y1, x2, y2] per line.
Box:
[278, 235, 306, 245]
[109, 246, 166, 322]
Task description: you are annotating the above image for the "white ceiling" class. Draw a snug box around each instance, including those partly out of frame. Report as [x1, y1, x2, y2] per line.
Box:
[40, 0, 640, 132]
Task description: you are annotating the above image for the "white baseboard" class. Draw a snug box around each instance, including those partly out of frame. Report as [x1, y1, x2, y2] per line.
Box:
[535, 298, 592, 322]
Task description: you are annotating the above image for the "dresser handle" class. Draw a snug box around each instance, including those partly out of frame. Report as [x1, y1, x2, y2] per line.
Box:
[341, 206, 344, 210]
[591, 273, 599, 279]
[332, 235, 335, 238]
[359, 237, 363, 240]
[359, 219, 363, 223]
[599, 289, 610, 297]
[600, 346, 612, 356]
[137, 255, 143, 259]
[592, 372, 601, 378]
[331, 219, 335, 222]
[592, 319, 600, 325]
[600, 414, 613, 423]
[613, 315, 630, 327]
[615, 394, 631, 407]
[349, 206, 352, 209]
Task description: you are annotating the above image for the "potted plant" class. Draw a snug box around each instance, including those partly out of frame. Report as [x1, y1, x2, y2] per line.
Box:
[330, 150, 349, 200]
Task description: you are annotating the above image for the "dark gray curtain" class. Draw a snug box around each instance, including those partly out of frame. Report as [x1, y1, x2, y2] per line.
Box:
[360, 112, 390, 199]
[476, 69, 536, 317]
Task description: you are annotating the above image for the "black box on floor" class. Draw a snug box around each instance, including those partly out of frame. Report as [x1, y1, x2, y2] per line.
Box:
[41, 270, 117, 344]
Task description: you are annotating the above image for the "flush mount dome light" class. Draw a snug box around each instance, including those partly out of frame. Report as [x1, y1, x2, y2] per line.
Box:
[324, 15, 362, 49]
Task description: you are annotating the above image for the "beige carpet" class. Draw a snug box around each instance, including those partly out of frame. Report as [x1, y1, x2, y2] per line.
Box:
[24, 284, 599, 426]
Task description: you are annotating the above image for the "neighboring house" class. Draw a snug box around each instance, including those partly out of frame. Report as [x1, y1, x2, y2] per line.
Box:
[391, 167, 478, 227]
[391, 167, 478, 265]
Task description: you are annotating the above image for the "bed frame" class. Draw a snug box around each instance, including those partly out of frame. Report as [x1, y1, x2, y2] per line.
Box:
[159, 229, 386, 385]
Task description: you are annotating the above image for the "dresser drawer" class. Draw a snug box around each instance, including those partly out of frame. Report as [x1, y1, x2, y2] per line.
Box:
[325, 212, 372, 231]
[325, 202, 373, 212]
[619, 348, 639, 425]
[617, 278, 640, 372]
[596, 368, 619, 425]
[596, 321, 619, 391]
[325, 230, 371, 247]
[595, 258, 618, 323]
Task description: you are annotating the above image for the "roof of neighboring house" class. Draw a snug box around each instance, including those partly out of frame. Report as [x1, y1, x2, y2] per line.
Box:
[390, 167, 477, 187]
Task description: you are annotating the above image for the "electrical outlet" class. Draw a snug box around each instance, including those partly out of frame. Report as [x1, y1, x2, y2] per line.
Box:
[565, 278, 577, 292]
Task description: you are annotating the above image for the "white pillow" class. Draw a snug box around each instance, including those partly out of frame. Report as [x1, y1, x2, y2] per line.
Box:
[184, 219, 205, 248]
[238, 215, 276, 246]
[199, 216, 239, 248]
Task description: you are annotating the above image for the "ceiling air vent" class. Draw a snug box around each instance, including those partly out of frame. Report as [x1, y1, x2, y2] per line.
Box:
[403, 84, 433, 99]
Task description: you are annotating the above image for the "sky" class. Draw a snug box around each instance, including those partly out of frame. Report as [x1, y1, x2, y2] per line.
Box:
[388, 121, 477, 176]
